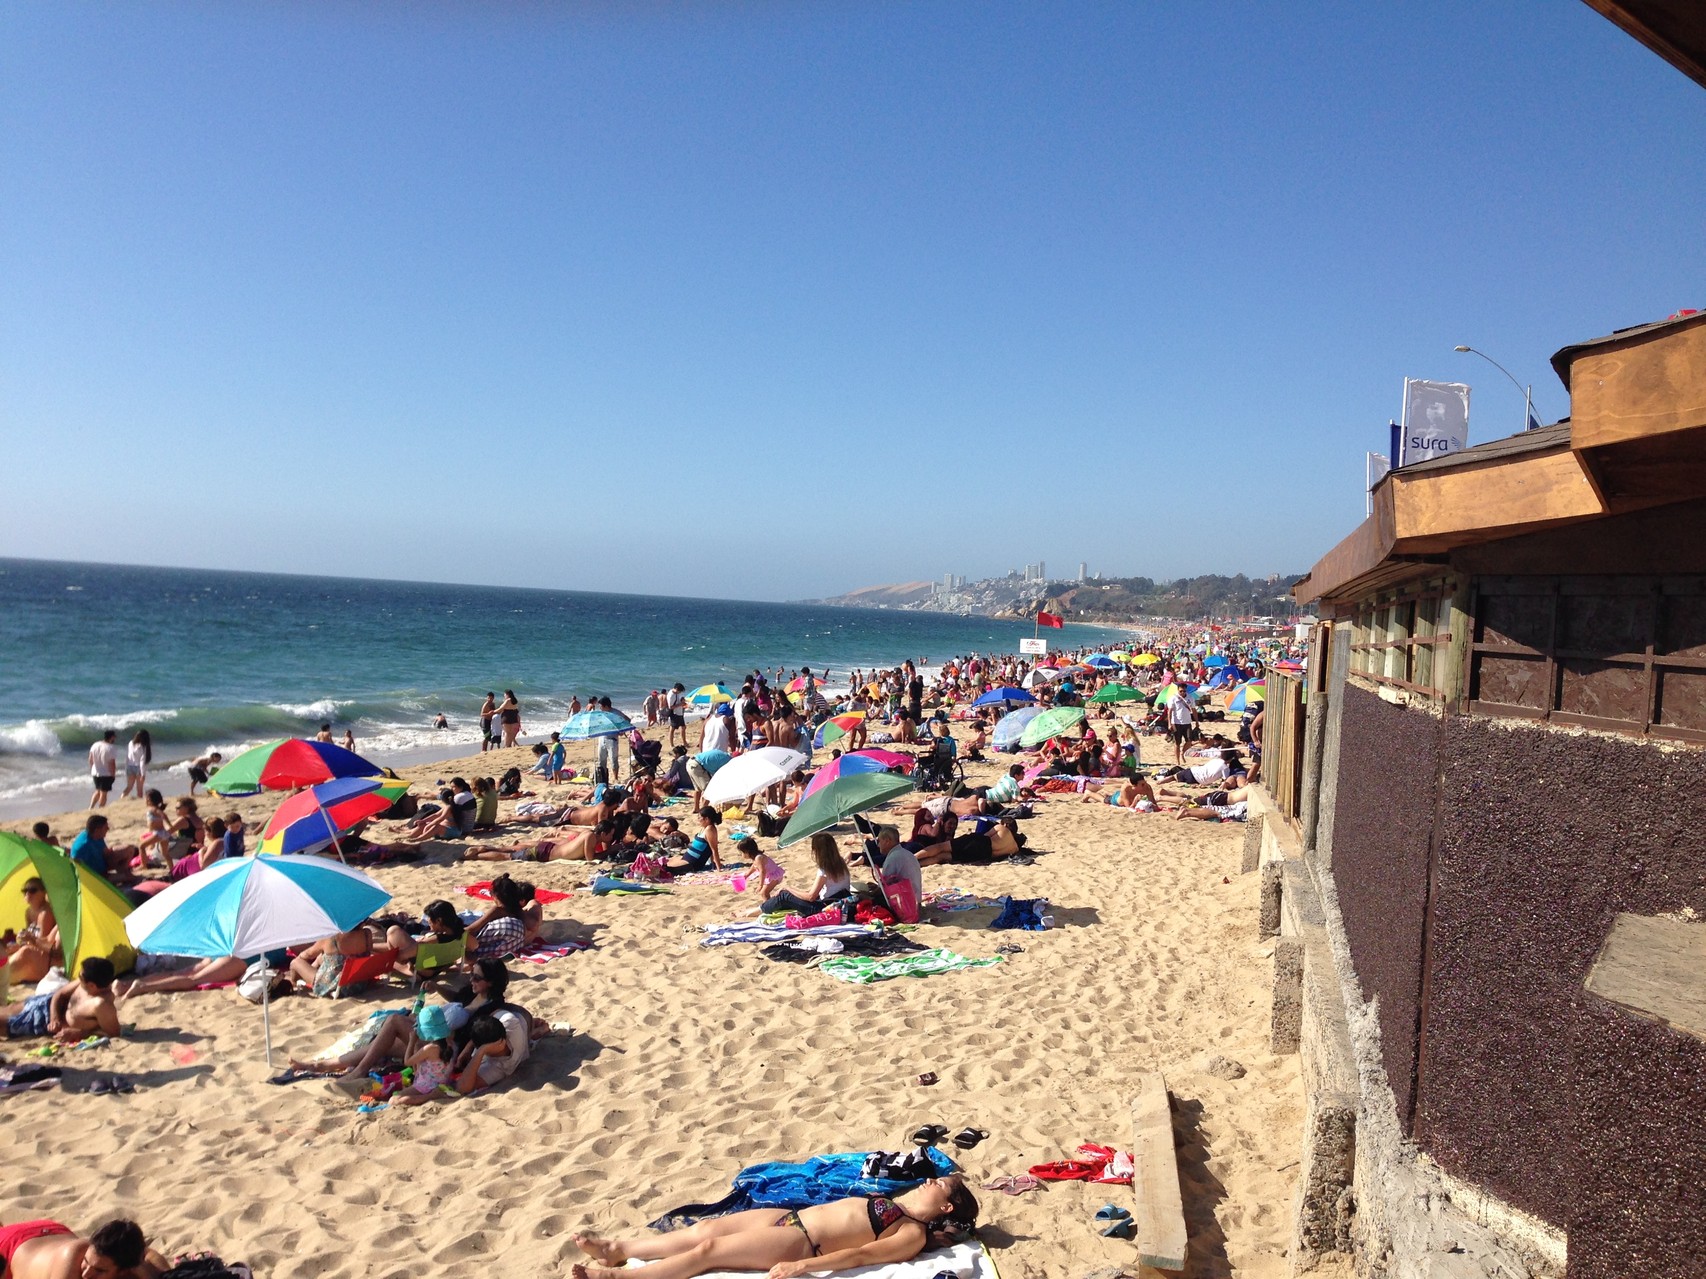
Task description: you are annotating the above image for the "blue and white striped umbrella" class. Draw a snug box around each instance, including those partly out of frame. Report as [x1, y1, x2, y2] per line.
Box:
[124, 854, 391, 960]
[123, 853, 391, 1063]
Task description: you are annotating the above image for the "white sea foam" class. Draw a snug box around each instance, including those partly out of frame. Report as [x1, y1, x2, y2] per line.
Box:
[61, 709, 182, 732]
[0, 721, 65, 757]
[269, 699, 350, 720]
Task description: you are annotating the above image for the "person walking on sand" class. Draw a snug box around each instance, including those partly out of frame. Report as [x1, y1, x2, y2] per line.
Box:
[121, 729, 152, 800]
[498, 690, 522, 747]
[665, 683, 688, 751]
[1166, 680, 1197, 765]
[87, 730, 117, 809]
[480, 691, 497, 752]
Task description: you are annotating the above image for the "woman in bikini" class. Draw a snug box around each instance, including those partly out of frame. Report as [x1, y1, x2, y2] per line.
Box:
[3, 878, 60, 984]
[461, 819, 621, 863]
[571, 1175, 977, 1279]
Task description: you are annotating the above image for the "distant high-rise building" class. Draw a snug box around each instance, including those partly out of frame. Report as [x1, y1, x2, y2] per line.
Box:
[1037, 561, 1045, 582]
[1078, 562, 1087, 582]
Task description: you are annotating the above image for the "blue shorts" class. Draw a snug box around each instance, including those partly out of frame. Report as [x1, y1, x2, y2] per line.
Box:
[7, 992, 52, 1038]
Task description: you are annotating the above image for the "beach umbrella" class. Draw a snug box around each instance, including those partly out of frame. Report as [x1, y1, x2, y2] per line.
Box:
[205, 738, 383, 796]
[1130, 654, 1161, 667]
[1021, 668, 1061, 689]
[991, 706, 1044, 751]
[1153, 683, 1203, 708]
[1087, 682, 1146, 705]
[1018, 706, 1087, 748]
[562, 708, 636, 740]
[258, 777, 393, 859]
[972, 687, 1035, 708]
[802, 749, 911, 798]
[0, 833, 135, 977]
[1204, 655, 1230, 668]
[1084, 654, 1119, 670]
[778, 771, 915, 848]
[813, 712, 866, 749]
[702, 747, 809, 807]
[785, 676, 817, 693]
[1205, 666, 1241, 688]
[124, 853, 392, 1063]
[1228, 681, 1267, 714]
[687, 683, 734, 706]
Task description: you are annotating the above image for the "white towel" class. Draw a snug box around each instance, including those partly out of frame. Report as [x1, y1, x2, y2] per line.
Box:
[626, 1239, 990, 1279]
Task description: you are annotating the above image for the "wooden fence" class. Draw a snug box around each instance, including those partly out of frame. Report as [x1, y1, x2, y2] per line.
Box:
[1265, 668, 1307, 821]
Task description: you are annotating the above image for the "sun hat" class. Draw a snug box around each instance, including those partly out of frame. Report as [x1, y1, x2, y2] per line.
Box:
[417, 1004, 450, 1042]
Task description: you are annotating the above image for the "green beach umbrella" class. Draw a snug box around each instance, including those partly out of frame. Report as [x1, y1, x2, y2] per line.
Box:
[1087, 682, 1146, 704]
[1152, 683, 1203, 708]
[0, 832, 136, 976]
[777, 771, 916, 848]
[1018, 706, 1087, 747]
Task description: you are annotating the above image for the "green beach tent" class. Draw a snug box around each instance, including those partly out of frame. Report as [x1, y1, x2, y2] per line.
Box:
[0, 832, 136, 975]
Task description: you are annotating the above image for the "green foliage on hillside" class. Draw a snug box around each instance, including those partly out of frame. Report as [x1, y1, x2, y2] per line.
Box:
[1053, 573, 1304, 620]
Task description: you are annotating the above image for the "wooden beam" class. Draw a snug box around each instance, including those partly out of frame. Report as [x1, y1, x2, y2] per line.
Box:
[1585, 913, 1706, 1042]
[1389, 448, 1603, 552]
[1580, 0, 1706, 91]
[1569, 317, 1706, 450]
[1130, 1073, 1188, 1271]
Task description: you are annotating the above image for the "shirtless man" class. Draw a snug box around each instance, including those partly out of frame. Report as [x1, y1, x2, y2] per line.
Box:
[0, 1218, 165, 1279]
[1, 957, 122, 1043]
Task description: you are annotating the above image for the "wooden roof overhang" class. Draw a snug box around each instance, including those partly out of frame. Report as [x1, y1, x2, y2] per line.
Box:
[1296, 312, 1706, 606]
[1582, 0, 1706, 90]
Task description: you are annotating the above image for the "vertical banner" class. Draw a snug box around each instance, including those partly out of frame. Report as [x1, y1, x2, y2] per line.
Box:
[1400, 379, 1471, 465]
[1366, 452, 1390, 515]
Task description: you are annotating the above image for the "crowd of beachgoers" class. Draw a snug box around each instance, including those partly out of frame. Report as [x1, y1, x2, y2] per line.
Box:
[1, 620, 1300, 1279]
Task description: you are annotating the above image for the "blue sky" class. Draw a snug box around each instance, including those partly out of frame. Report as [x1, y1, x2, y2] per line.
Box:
[3, 2, 1702, 599]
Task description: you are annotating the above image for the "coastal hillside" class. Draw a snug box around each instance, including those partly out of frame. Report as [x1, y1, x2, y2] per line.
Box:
[806, 571, 1304, 621]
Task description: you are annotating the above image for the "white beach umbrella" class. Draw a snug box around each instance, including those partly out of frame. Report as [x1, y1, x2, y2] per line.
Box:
[702, 747, 810, 807]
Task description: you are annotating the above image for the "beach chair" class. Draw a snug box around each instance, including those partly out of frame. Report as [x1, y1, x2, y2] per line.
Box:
[412, 935, 468, 986]
[335, 948, 400, 997]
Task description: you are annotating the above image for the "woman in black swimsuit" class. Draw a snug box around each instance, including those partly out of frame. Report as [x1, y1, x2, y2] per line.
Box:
[570, 1175, 976, 1279]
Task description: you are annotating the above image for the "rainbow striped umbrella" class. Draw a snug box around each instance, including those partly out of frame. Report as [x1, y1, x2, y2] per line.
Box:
[802, 748, 911, 798]
[813, 711, 866, 749]
[206, 738, 383, 796]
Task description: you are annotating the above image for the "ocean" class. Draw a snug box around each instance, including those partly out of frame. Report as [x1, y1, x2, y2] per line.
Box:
[0, 558, 1132, 817]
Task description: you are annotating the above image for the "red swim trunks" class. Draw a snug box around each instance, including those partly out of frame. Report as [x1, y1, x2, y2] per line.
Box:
[1, 1220, 72, 1271]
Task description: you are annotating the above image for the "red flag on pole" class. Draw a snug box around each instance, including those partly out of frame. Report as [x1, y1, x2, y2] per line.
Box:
[1037, 611, 1064, 629]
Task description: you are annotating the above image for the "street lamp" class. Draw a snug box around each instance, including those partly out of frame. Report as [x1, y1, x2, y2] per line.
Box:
[1454, 345, 1537, 433]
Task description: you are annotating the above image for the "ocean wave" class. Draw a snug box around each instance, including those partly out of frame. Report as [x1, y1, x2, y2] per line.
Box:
[269, 698, 352, 720]
[0, 720, 64, 757]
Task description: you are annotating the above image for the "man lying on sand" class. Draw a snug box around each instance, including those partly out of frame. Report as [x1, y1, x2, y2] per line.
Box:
[571, 1175, 977, 1279]
[0, 1218, 165, 1279]
[1, 957, 121, 1043]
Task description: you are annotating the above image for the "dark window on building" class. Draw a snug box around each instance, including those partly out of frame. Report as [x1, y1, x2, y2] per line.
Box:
[1348, 580, 1452, 700]
[1468, 575, 1706, 742]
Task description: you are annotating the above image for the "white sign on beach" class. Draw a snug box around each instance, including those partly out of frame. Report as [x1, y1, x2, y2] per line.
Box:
[1020, 637, 1048, 655]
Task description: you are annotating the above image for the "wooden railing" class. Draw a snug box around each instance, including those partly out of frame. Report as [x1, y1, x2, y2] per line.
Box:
[1265, 668, 1307, 821]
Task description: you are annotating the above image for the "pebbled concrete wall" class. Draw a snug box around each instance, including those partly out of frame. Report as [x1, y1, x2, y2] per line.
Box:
[1326, 684, 1439, 1131]
[1419, 715, 1706, 1266]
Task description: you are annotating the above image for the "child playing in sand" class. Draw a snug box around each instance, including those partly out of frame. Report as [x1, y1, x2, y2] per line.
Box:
[733, 837, 783, 898]
[394, 1004, 455, 1106]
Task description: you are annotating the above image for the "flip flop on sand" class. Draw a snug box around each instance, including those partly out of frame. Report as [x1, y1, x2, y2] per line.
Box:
[910, 1124, 949, 1146]
[952, 1127, 989, 1149]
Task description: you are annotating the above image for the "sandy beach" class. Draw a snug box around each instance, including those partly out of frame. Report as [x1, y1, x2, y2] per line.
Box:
[3, 727, 1304, 1279]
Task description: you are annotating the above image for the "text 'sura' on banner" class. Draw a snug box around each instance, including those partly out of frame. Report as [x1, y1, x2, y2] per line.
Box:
[1400, 379, 1471, 465]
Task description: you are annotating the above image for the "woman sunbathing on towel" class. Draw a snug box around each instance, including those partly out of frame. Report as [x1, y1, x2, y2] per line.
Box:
[462, 820, 622, 862]
[571, 1175, 977, 1279]
[510, 791, 624, 828]
[1079, 777, 1157, 808]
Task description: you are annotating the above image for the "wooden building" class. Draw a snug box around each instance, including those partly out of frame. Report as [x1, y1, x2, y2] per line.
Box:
[1282, 312, 1706, 1278]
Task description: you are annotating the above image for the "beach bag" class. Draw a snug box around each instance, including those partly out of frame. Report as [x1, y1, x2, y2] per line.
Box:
[880, 875, 920, 924]
[627, 849, 672, 883]
[237, 961, 279, 1004]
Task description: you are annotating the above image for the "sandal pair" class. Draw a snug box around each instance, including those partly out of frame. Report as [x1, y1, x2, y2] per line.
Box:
[912, 1124, 990, 1149]
[1095, 1204, 1133, 1238]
